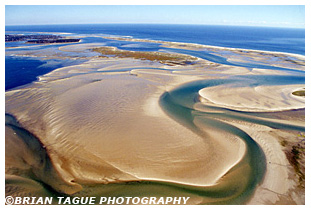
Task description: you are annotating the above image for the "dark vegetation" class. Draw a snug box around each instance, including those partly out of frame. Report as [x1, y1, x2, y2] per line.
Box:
[5, 34, 80, 44]
[27, 39, 80, 44]
[283, 133, 305, 188]
[292, 89, 305, 97]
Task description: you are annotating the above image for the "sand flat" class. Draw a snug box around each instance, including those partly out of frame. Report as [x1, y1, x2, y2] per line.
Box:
[198, 84, 305, 112]
[6, 58, 245, 190]
[5, 38, 305, 204]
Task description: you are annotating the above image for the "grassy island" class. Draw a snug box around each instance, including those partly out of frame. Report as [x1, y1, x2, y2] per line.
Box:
[93, 46, 198, 66]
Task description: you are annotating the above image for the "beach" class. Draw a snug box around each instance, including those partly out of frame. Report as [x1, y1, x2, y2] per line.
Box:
[5, 36, 305, 204]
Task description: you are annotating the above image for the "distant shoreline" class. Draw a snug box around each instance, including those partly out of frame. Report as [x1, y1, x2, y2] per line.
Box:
[5, 24, 305, 55]
[5, 34, 81, 44]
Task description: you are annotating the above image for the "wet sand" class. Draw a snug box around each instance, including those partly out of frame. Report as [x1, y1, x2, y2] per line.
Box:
[5, 38, 305, 204]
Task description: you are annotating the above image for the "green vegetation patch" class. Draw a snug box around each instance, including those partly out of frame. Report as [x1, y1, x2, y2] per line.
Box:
[292, 89, 305, 97]
[93, 47, 197, 65]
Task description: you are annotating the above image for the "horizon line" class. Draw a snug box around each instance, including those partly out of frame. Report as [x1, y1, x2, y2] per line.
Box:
[5, 22, 305, 29]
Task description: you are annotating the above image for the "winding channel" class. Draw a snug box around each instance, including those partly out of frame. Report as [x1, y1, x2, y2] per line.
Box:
[155, 45, 304, 203]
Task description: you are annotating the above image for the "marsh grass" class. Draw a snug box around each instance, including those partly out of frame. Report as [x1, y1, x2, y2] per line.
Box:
[292, 89, 305, 97]
[93, 47, 197, 65]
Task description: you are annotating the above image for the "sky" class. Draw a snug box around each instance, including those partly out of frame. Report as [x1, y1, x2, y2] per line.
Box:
[5, 5, 305, 28]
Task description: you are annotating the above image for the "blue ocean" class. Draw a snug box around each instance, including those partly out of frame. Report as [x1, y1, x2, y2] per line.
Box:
[5, 24, 305, 90]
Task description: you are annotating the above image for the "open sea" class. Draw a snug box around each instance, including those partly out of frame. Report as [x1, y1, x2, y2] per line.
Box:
[5, 24, 305, 90]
